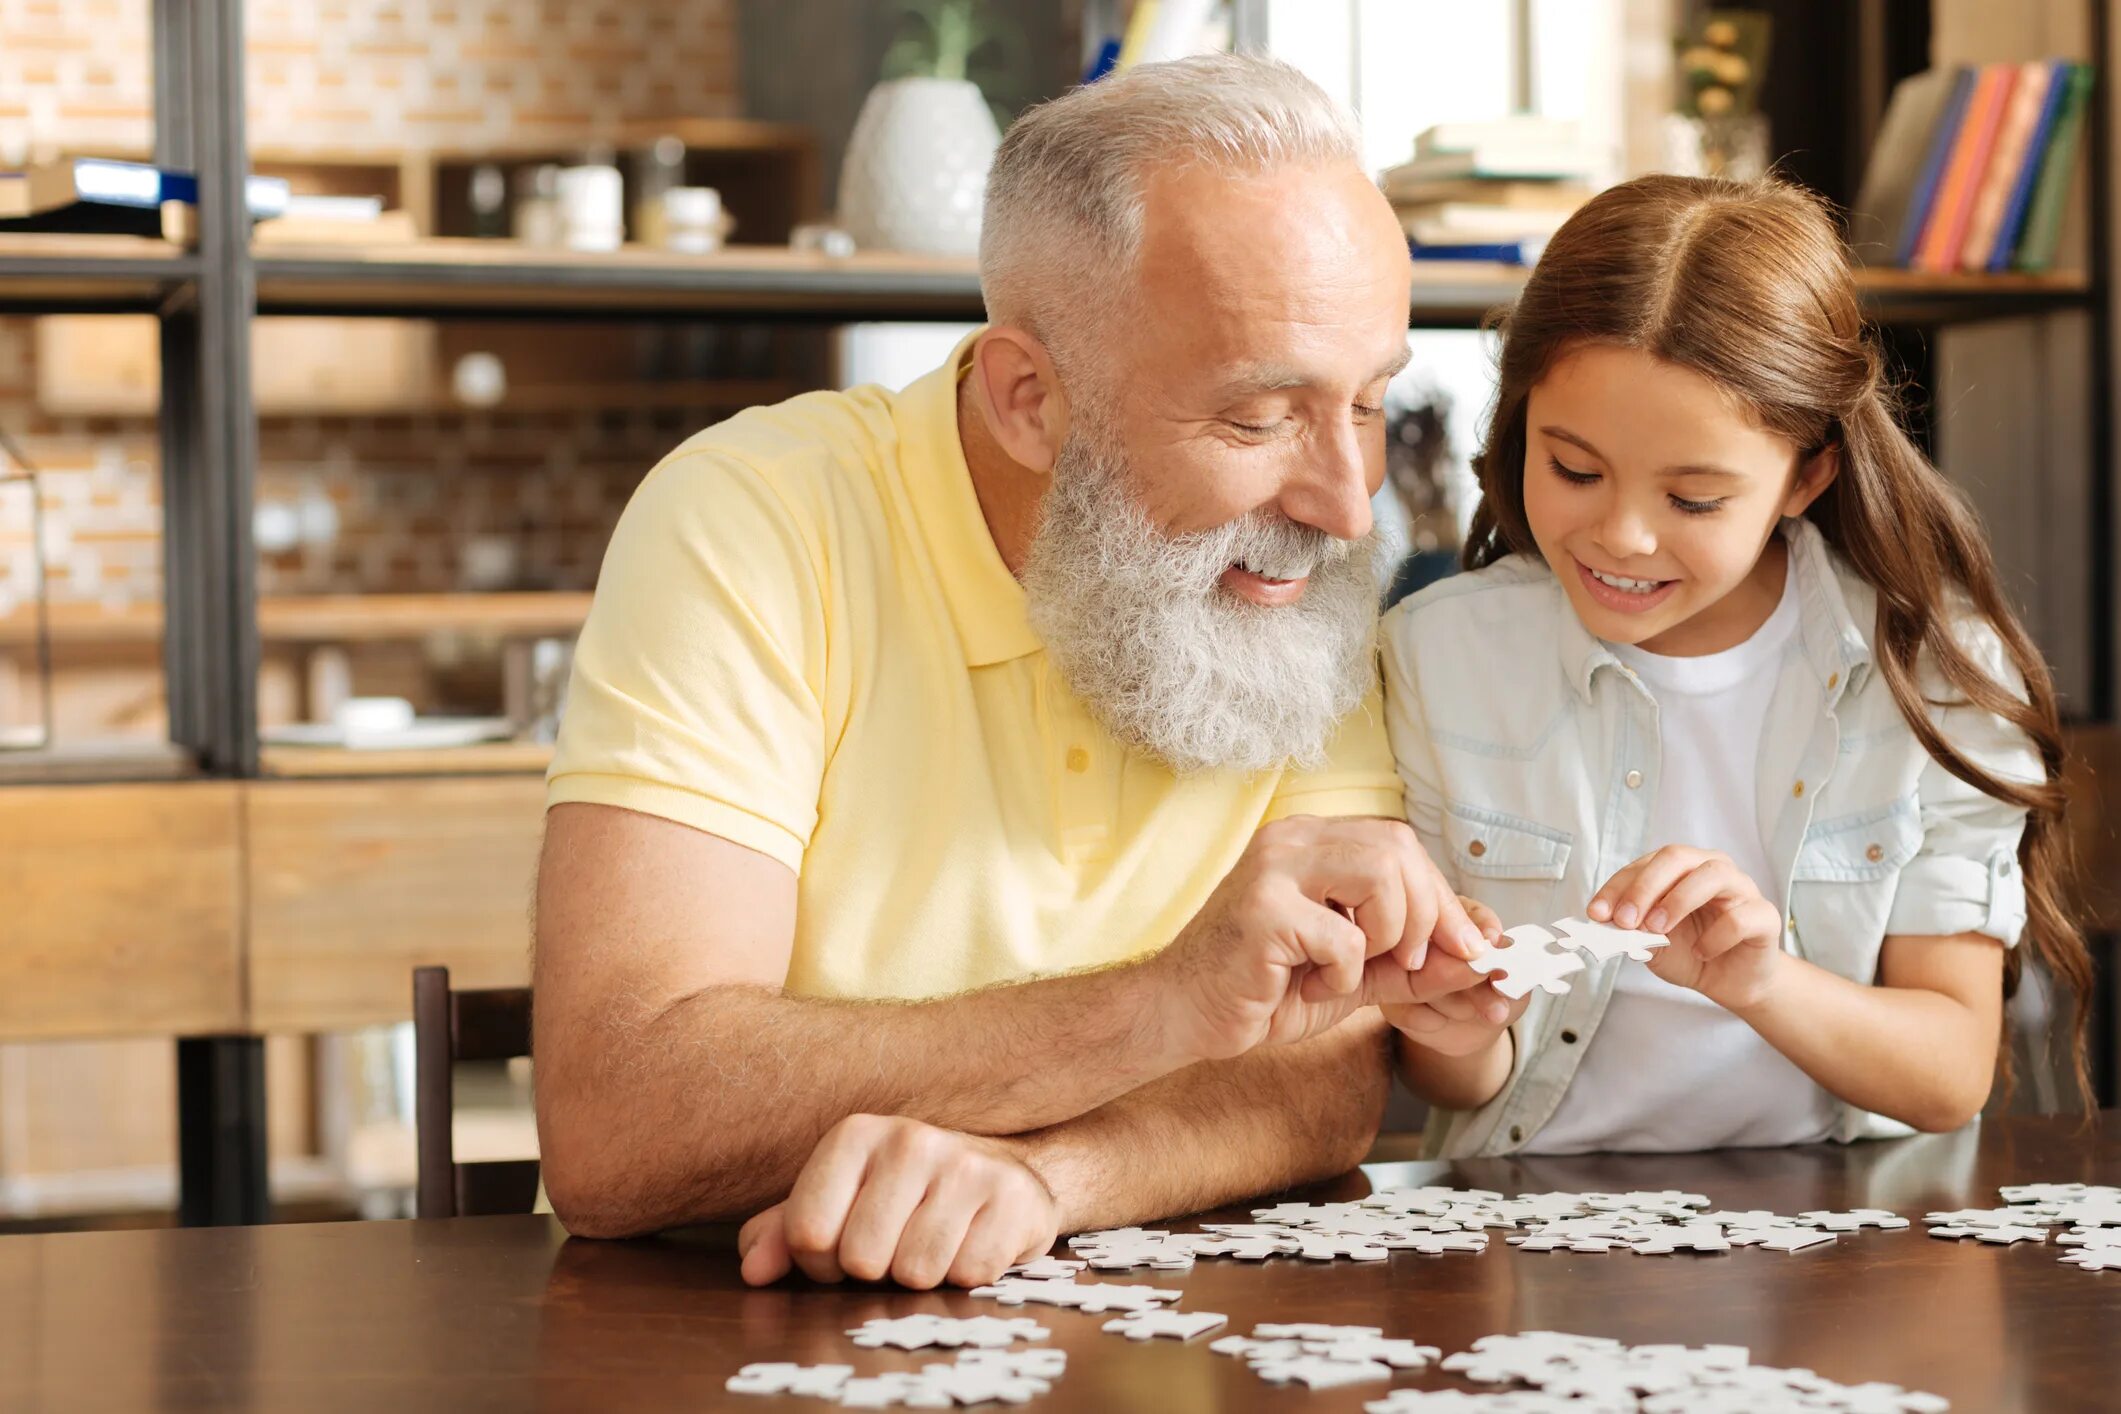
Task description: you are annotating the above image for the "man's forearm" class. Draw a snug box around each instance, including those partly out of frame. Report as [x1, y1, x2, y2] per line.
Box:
[538, 963, 1190, 1235]
[1010, 1012, 1395, 1235]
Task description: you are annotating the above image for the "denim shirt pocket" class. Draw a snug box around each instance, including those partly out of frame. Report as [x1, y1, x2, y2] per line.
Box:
[1788, 793, 1921, 977]
[1443, 804, 1573, 923]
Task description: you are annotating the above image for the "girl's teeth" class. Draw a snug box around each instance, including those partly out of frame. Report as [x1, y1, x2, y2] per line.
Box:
[1591, 568, 1662, 593]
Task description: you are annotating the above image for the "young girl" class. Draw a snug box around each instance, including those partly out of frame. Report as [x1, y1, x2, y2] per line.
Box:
[1379, 173, 2091, 1157]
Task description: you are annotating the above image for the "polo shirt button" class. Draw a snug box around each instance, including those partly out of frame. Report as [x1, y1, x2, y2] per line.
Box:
[1866, 843, 1884, 863]
[1065, 747, 1090, 773]
[1625, 770, 1643, 789]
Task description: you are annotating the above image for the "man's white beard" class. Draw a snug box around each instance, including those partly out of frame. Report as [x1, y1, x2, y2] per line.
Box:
[1020, 428, 1380, 775]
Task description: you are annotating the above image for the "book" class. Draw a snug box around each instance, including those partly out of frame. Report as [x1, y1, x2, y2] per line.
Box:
[1960, 61, 2055, 271]
[2013, 63, 2096, 272]
[1382, 147, 1600, 185]
[1380, 177, 1591, 211]
[1414, 116, 1580, 156]
[1895, 67, 1977, 266]
[1988, 61, 2074, 271]
[1399, 203, 1575, 245]
[0, 157, 289, 234]
[1850, 67, 1965, 265]
[1407, 237, 1547, 265]
[1916, 64, 2016, 274]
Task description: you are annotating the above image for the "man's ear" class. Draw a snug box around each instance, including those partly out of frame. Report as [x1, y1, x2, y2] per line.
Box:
[1783, 442, 1841, 517]
[966, 327, 1069, 475]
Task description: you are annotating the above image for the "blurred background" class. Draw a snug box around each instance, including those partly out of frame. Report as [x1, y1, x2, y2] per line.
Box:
[0, 0, 2112, 1229]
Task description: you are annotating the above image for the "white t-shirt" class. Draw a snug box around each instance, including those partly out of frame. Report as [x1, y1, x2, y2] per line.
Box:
[1527, 567, 1839, 1154]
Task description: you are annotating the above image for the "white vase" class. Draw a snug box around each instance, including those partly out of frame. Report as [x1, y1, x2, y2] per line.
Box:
[837, 77, 1001, 258]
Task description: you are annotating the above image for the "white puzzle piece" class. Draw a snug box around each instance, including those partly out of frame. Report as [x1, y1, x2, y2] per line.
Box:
[1466, 924, 1587, 998]
[1552, 914, 1671, 962]
[1101, 1309, 1228, 1341]
[969, 1277, 1182, 1313]
[726, 1362, 854, 1397]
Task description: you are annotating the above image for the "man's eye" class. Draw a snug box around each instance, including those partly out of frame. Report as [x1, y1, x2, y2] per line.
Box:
[1225, 419, 1279, 436]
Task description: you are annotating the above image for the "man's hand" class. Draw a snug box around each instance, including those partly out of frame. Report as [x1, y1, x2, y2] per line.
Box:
[737, 1115, 1059, 1290]
[1150, 816, 1492, 1064]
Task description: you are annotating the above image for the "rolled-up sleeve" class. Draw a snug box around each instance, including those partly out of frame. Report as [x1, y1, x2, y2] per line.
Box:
[1884, 623, 2040, 945]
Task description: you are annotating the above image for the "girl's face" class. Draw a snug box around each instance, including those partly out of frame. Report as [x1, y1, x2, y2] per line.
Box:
[1521, 342, 1837, 656]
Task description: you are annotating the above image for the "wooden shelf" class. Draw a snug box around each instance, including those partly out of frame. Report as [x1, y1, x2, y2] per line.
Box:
[0, 592, 592, 648]
[254, 239, 985, 319]
[0, 233, 199, 312]
[246, 239, 2096, 327]
[259, 740, 553, 777]
[0, 740, 197, 785]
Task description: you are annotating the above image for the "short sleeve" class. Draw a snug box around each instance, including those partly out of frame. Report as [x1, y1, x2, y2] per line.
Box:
[1263, 655, 1406, 824]
[545, 447, 828, 874]
[1884, 621, 2041, 945]
[1377, 621, 1450, 884]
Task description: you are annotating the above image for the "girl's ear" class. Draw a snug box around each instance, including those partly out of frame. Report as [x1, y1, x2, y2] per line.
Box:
[1783, 442, 1841, 517]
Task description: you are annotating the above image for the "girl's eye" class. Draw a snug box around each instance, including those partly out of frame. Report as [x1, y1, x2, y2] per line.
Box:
[1548, 455, 1600, 486]
[1669, 494, 1726, 516]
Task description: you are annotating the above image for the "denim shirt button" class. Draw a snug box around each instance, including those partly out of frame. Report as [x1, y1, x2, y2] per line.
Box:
[1509, 1125, 1525, 1143]
[1561, 1029, 1579, 1044]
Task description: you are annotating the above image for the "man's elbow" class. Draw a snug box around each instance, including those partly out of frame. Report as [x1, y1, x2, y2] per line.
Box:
[539, 1118, 653, 1239]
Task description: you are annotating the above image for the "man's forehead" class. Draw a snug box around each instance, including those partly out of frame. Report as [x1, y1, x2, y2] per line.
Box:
[1206, 344, 1413, 398]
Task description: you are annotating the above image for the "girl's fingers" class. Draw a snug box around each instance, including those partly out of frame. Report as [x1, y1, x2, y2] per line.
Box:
[1640, 858, 1746, 935]
[1695, 898, 1783, 961]
[1594, 852, 1713, 928]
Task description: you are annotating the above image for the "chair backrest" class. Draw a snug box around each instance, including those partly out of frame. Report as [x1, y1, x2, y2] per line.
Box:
[412, 965, 539, 1218]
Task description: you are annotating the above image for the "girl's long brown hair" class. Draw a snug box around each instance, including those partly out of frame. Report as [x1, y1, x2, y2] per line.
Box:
[1464, 173, 2091, 1105]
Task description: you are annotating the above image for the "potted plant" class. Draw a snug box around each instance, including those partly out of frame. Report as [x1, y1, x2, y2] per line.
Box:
[1662, 10, 1773, 180]
[837, 0, 1006, 257]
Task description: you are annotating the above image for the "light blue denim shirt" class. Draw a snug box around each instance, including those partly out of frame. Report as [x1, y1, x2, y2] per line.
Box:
[1379, 517, 2037, 1158]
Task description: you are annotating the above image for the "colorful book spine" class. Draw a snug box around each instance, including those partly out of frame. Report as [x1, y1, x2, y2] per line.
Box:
[1960, 61, 2053, 272]
[1896, 67, 1977, 267]
[1988, 61, 2074, 272]
[1917, 64, 2015, 274]
[2013, 64, 2097, 272]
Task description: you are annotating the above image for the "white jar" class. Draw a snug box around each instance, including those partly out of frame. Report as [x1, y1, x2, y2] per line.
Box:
[556, 164, 625, 251]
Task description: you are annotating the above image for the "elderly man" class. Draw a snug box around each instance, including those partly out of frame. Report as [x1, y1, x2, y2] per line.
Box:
[533, 53, 1509, 1289]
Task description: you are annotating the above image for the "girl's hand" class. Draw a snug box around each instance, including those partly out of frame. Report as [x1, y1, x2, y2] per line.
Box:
[1382, 896, 1527, 1053]
[1588, 847, 1786, 1011]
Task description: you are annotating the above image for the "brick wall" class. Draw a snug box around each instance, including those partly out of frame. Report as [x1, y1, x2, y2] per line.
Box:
[0, 0, 744, 630]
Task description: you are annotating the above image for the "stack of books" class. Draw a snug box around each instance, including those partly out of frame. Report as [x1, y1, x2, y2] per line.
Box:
[0, 157, 291, 236]
[1854, 61, 2097, 274]
[1379, 116, 1598, 265]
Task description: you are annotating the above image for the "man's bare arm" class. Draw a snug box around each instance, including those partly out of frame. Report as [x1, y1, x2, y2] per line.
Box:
[737, 1013, 1394, 1287]
[535, 803, 1484, 1238]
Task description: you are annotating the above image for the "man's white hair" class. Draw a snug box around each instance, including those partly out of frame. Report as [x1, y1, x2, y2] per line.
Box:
[979, 52, 1363, 371]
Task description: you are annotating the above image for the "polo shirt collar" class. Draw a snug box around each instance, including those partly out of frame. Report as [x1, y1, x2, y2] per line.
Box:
[895, 330, 1044, 667]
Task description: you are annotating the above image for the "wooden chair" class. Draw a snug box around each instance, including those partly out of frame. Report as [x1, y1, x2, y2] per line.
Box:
[412, 965, 541, 1218]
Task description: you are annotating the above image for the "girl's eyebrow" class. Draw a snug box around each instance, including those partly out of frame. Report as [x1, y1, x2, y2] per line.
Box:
[1538, 424, 1748, 481]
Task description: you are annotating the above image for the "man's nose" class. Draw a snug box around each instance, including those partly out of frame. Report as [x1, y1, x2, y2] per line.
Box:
[1278, 421, 1374, 544]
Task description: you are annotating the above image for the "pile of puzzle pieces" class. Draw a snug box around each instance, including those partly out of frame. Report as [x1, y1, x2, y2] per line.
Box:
[1362, 1330, 1950, 1412]
[1923, 1181, 2121, 1271]
[1047, 1186, 1908, 1266]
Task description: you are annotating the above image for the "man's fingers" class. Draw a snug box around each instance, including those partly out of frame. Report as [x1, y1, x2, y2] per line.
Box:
[1428, 880, 1487, 962]
[890, 1185, 980, 1291]
[779, 1120, 874, 1268]
[738, 1204, 794, 1286]
[835, 1151, 935, 1283]
[946, 1201, 1030, 1289]
[1293, 899, 1372, 999]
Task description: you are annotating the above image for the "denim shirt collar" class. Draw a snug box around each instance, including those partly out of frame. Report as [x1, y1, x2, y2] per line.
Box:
[1557, 517, 1873, 707]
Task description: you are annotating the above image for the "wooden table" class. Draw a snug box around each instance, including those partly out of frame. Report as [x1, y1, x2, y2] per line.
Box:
[2, 1115, 2114, 1412]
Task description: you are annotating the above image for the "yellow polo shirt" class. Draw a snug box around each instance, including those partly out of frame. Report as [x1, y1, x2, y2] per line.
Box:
[547, 338, 1403, 1001]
